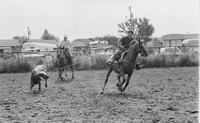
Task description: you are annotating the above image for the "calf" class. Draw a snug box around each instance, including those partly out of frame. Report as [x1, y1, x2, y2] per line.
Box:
[30, 65, 49, 91]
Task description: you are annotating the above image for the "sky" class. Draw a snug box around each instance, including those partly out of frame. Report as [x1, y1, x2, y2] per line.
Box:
[0, 0, 199, 41]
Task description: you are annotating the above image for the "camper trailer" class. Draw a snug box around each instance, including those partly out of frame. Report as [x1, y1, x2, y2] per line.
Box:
[22, 42, 57, 57]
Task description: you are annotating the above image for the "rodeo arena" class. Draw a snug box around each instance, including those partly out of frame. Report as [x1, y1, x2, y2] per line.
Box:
[0, 2, 199, 123]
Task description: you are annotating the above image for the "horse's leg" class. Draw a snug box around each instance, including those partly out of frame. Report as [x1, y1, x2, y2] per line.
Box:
[121, 74, 132, 92]
[38, 81, 41, 92]
[118, 71, 126, 91]
[116, 74, 121, 87]
[101, 67, 113, 94]
[65, 68, 68, 78]
[58, 69, 62, 80]
[45, 79, 47, 88]
[118, 74, 126, 92]
[60, 69, 64, 80]
[58, 69, 61, 80]
[58, 69, 64, 81]
[71, 66, 74, 79]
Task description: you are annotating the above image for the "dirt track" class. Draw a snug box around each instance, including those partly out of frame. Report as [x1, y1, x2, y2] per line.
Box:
[0, 67, 198, 123]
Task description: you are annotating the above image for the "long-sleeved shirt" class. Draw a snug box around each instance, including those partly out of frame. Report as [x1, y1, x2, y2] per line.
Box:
[117, 36, 134, 49]
[57, 40, 69, 49]
[32, 65, 47, 75]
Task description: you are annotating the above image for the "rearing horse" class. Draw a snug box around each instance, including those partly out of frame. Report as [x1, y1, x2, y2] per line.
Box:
[56, 49, 74, 81]
[101, 40, 148, 94]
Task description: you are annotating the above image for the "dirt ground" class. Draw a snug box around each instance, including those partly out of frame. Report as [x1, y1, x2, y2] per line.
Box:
[0, 67, 198, 123]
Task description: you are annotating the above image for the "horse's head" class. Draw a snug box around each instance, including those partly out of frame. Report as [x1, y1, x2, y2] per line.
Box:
[130, 39, 148, 57]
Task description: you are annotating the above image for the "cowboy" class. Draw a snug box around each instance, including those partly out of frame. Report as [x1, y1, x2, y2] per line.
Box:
[30, 64, 49, 91]
[57, 36, 70, 50]
[106, 30, 143, 70]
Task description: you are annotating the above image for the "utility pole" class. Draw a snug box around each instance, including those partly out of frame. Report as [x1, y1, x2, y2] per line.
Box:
[128, 6, 133, 20]
[27, 27, 31, 40]
[74, 19, 79, 39]
[128, 6, 135, 37]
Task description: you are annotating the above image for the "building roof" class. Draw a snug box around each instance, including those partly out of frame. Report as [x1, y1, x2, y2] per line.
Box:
[0, 39, 20, 47]
[162, 33, 199, 41]
[29, 39, 57, 44]
[162, 34, 185, 41]
[183, 34, 199, 39]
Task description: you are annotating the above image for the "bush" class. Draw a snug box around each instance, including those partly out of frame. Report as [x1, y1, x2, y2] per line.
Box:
[73, 55, 109, 70]
[0, 58, 32, 73]
[176, 53, 199, 66]
[91, 55, 109, 69]
[73, 53, 198, 70]
[73, 55, 93, 70]
[0, 52, 198, 73]
[139, 53, 199, 68]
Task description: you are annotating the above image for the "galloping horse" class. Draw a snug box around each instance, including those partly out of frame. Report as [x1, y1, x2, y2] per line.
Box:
[101, 40, 148, 94]
[56, 48, 74, 81]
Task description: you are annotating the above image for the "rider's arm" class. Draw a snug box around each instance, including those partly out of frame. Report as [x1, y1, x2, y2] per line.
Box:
[117, 38, 124, 50]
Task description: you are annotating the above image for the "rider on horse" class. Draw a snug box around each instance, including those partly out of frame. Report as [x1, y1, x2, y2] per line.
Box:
[106, 30, 143, 70]
[57, 36, 73, 64]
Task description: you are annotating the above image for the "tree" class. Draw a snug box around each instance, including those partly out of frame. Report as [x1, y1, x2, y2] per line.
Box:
[13, 36, 28, 46]
[95, 34, 119, 46]
[118, 17, 155, 45]
[41, 29, 59, 41]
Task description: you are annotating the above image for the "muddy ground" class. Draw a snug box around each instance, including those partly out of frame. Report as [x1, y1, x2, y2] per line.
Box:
[0, 67, 198, 123]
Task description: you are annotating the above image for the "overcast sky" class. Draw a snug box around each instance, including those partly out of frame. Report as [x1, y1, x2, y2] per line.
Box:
[0, 0, 199, 41]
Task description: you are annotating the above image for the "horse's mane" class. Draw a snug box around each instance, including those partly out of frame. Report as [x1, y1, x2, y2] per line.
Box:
[130, 41, 139, 49]
[120, 41, 139, 61]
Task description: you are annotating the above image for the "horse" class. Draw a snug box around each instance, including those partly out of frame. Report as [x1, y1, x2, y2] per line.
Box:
[101, 40, 148, 94]
[56, 48, 74, 81]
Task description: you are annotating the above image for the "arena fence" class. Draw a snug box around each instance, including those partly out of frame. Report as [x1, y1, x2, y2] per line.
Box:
[0, 46, 199, 73]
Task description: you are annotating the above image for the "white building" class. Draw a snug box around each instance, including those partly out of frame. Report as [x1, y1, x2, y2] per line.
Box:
[89, 40, 109, 49]
[89, 40, 115, 55]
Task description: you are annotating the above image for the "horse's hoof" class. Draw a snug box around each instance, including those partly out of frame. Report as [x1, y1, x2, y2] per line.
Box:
[116, 83, 120, 87]
[100, 91, 104, 95]
[118, 87, 123, 92]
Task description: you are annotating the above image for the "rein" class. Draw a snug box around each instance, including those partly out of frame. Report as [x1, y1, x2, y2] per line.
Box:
[120, 42, 138, 63]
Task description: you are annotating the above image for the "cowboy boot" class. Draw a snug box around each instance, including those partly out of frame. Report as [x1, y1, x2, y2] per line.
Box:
[106, 54, 115, 64]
